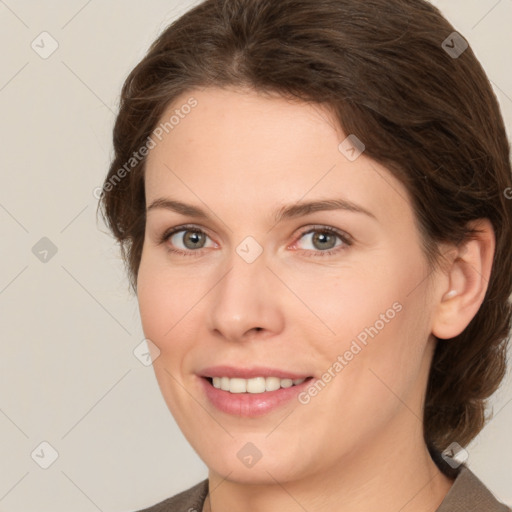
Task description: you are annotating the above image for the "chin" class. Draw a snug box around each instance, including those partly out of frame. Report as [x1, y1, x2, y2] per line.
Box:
[191, 432, 321, 486]
[208, 457, 307, 485]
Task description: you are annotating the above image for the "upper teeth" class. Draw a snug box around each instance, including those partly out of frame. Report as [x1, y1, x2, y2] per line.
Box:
[211, 376, 306, 394]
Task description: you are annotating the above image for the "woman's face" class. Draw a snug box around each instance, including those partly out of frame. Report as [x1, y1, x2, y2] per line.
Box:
[137, 86, 443, 484]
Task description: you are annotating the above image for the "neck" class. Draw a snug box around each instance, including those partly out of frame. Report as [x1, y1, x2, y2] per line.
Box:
[203, 419, 454, 512]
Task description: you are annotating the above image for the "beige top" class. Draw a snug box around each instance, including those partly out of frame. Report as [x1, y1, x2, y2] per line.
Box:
[135, 465, 510, 512]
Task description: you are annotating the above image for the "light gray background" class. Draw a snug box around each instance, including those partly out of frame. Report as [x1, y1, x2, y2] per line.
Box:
[0, 1, 511, 511]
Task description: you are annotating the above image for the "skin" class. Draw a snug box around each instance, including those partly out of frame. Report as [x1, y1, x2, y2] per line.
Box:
[137, 86, 495, 512]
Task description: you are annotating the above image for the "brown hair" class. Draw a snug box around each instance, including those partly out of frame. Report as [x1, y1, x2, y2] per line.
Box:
[99, 0, 512, 456]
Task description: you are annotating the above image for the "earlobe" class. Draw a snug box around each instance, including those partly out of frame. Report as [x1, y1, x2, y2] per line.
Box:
[432, 218, 495, 340]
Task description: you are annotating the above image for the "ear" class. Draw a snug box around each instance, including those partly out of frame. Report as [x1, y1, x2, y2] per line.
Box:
[431, 218, 495, 340]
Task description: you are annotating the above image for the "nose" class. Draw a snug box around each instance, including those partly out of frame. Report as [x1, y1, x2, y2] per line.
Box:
[207, 248, 285, 343]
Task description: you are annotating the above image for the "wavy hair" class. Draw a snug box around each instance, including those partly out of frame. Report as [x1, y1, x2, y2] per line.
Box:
[99, 0, 512, 456]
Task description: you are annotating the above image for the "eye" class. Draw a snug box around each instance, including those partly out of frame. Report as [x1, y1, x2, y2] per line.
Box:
[159, 225, 216, 256]
[293, 226, 352, 256]
[158, 224, 351, 257]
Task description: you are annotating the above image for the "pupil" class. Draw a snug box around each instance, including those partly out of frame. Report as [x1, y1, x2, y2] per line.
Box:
[313, 232, 335, 250]
[184, 231, 204, 249]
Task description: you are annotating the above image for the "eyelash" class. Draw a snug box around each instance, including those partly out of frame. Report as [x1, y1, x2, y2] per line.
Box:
[158, 224, 353, 258]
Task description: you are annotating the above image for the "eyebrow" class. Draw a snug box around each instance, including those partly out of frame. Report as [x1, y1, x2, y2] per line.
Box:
[146, 197, 376, 223]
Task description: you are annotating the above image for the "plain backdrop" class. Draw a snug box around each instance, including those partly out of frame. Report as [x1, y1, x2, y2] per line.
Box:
[0, 1, 511, 511]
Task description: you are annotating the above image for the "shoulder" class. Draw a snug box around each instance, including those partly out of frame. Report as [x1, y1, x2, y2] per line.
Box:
[134, 480, 208, 512]
[437, 465, 510, 512]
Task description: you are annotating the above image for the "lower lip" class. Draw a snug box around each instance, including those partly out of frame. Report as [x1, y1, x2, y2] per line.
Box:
[199, 377, 312, 417]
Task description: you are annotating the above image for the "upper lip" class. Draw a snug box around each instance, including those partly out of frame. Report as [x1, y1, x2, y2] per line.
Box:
[199, 365, 312, 380]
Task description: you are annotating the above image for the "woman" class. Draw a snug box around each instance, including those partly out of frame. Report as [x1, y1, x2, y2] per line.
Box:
[99, 0, 512, 510]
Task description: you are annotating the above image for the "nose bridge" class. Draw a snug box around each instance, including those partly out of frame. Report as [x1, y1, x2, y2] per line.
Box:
[207, 242, 283, 340]
[216, 245, 268, 319]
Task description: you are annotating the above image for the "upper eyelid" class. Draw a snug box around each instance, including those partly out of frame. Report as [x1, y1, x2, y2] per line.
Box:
[298, 225, 351, 239]
[163, 223, 215, 239]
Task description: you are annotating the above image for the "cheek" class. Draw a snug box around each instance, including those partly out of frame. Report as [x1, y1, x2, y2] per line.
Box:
[136, 257, 192, 412]
[136, 246, 199, 334]
[136, 251, 180, 351]
[137, 279, 167, 345]
[339, 263, 433, 409]
[285, 256, 411, 345]
[305, 243, 432, 380]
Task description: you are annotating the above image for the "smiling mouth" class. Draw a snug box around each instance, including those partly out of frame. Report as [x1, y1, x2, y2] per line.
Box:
[205, 376, 313, 394]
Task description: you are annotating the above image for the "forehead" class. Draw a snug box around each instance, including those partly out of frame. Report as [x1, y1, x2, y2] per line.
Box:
[147, 86, 343, 167]
[144, 86, 414, 228]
